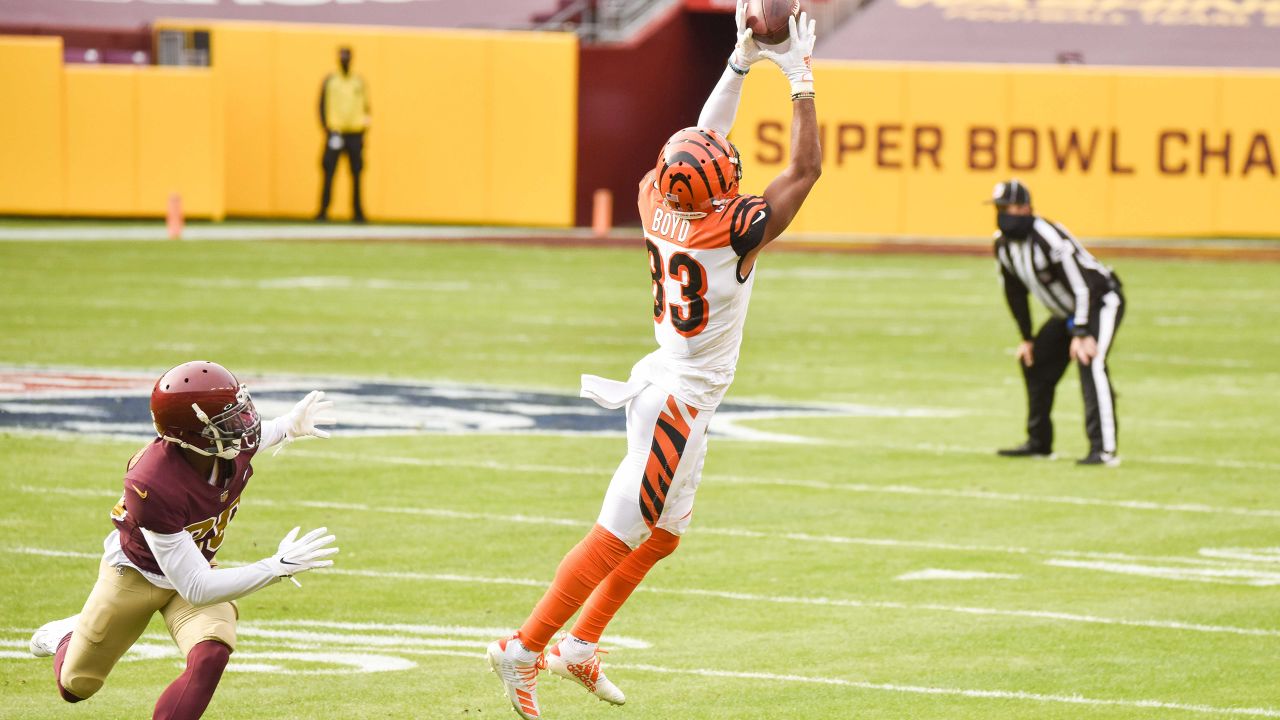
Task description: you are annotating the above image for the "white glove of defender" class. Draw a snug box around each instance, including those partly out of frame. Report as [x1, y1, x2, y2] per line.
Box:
[728, 0, 765, 74]
[266, 526, 338, 585]
[273, 390, 336, 455]
[759, 12, 817, 96]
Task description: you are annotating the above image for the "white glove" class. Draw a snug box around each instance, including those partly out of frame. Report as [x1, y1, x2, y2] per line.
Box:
[265, 526, 338, 586]
[759, 12, 817, 96]
[273, 390, 335, 455]
[728, 0, 765, 75]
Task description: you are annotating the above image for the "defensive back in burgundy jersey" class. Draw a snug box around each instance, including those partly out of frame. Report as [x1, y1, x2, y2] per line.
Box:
[110, 438, 256, 576]
[636, 170, 770, 409]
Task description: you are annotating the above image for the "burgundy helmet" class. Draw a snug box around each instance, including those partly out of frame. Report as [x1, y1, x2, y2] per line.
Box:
[150, 361, 261, 459]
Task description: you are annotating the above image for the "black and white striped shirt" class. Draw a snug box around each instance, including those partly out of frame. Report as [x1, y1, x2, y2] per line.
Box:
[995, 218, 1120, 340]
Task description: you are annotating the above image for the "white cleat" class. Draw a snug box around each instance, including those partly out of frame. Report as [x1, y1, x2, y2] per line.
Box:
[547, 645, 626, 706]
[30, 615, 79, 658]
[487, 635, 545, 720]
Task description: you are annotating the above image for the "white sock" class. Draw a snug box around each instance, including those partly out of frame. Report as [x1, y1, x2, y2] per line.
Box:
[509, 637, 540, 664]
[558, 634, 596, 663]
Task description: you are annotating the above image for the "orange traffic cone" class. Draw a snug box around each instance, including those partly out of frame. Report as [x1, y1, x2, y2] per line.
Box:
[166, 193, 184, 240]
[592, 188, 612, 238]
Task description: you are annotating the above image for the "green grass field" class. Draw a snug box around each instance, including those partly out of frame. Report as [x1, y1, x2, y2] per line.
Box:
[1, 236, 1278, 719]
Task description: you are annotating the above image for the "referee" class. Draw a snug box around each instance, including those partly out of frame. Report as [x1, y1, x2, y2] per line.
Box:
[316, 46, 369, 223]
[990, 180, 1126, 466]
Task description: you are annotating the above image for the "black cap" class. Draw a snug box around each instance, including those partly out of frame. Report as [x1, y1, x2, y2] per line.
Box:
[989, 179, 1031, 206]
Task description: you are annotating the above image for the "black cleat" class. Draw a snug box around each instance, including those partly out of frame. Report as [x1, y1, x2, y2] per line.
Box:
[1077, 450, 1120, 467]
[997, 441, 1053, 458]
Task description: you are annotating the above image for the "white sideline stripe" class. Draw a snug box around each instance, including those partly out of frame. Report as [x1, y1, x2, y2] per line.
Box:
[896, 569, 1021, 581]
[286, 450, 1280, 517]
[247, 620, 651, 650]
[610, 663, 1280, 718]
[845, 440, 1280, 473]
[0, 637, 1273, 718]
[10, 546, 1278, 638]
[13, 487, 1277, 572]
[1201, 548, 1280, 564]
[1047, 560, 1280, 587]
[715, 476, 1280, 519]
[13, 547, 99, 559]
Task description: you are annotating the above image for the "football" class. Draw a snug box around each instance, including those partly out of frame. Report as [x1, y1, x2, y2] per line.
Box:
[745, 0, 800, 45]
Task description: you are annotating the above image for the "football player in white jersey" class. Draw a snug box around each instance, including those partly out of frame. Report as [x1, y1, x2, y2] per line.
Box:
[487, 5, 822, 719]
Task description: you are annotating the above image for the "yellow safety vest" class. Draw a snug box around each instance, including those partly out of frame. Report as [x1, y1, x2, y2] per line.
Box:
[323, 73, 368, 134]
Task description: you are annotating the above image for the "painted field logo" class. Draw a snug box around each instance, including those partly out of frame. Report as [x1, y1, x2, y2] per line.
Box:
[0, 368, 961, 443]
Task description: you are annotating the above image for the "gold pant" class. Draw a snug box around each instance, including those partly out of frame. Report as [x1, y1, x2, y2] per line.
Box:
[60, 559, 237, 699]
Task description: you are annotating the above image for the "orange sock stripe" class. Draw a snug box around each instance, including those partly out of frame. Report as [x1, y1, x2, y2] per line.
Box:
[571, 529, 681, 643]
[518, 525, 630, 652]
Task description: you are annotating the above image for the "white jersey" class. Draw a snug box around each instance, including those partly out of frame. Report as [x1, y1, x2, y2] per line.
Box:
[631, 170, 771, 410]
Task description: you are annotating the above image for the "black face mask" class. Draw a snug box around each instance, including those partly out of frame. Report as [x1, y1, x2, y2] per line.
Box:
[998, 212, 1034, 240]
[339, 58, 351, 74]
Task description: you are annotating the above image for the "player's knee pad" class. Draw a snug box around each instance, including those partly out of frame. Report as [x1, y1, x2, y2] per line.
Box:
[642, 528, 681, 560]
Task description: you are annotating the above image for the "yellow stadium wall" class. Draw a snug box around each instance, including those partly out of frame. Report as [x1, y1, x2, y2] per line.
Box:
[0, 36, 224, 219]
[155, 20, 579, 226]
[0, 38, 65, 215]
[734, 62, 1280, 238]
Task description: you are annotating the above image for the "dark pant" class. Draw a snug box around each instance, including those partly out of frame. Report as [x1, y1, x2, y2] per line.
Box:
[1022, 291, 1125, 453]
[318, 131, 365, 220]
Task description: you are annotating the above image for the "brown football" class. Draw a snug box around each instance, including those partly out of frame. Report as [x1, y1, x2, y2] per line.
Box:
[745, 0, 800, 45]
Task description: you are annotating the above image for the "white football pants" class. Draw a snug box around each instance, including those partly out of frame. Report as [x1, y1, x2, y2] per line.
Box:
[595, 384, 714, 549]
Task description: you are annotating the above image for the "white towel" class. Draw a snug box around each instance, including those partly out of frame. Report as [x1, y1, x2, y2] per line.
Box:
[580, 373, 648, 410]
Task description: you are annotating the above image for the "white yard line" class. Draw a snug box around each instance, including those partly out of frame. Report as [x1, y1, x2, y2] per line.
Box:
[287, 449, 1280, 517]
[15, 485, 1278, 573]
[714, 475, 1280, 519]
[1047, 560, 1280, 587]
[8, 547, 1278, 639]
[610, 664, 1280, 718]
[5, 631, 1270, 717]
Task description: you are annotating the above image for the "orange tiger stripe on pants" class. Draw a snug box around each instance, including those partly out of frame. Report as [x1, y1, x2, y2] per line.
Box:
[639, 396, 698, 528]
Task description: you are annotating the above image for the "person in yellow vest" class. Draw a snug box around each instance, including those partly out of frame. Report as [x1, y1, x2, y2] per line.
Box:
[317, 47, 369, 223]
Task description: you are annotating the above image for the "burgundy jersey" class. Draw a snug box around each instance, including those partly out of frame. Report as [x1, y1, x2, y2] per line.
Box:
[110, 438, 256, 576]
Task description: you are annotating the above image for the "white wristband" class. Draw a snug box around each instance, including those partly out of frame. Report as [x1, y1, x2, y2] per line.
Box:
[789, 79, 814, 96]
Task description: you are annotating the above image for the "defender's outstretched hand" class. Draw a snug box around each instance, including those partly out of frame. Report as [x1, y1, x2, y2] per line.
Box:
[268, 526, 339, 586]
[759, 12, 816, 96]
[729, 0, 765, 74]
[285, 390, 335, 440]
[272, 390, 336, 455]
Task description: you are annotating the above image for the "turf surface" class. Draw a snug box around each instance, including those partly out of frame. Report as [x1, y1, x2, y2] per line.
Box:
[1, 237, 1278, 719]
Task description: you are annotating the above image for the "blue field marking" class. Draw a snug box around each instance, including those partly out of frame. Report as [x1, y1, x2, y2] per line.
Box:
[0, 369, 953, 442]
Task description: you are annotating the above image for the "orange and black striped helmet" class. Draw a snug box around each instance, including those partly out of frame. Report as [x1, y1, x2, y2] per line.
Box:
[654, 127, 742, 219]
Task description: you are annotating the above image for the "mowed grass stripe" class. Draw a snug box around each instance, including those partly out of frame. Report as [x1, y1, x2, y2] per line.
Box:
[9, 548, 1279, 640]
[285, 449, 1280, 518]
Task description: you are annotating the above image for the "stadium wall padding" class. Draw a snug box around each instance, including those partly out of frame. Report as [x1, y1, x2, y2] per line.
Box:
[0, 37, 66, 215]
[155, 20, 578, 226]
[733, 62, 1280, 238]
[0, 26, 577, 226]
[0, 36, 224, 218]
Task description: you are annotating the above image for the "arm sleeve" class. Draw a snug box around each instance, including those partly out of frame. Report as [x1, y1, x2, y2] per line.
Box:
[999, 261, 1034, 341]
[319, 78, 328, 130]
[697, 66, 746, 136]
[143, 529, 281, 607]
[259, 416, 288, 450]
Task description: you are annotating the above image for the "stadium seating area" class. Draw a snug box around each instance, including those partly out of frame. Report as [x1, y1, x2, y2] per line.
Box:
[825, 0, 1280, 66]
